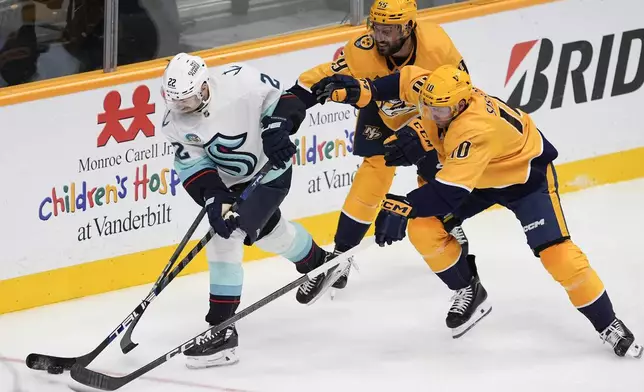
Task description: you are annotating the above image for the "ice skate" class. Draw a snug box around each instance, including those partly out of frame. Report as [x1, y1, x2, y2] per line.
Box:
[296, 250, 333, 304]
[445, 256, 492, 338]
[185, 326, 239, 369]
[599, 318, 643, 359]
[331, 249, 350, 289]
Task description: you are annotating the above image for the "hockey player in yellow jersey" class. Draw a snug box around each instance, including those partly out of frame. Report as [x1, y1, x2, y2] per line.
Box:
[289, 0, 470, 290]
[311, 64, 643, 358]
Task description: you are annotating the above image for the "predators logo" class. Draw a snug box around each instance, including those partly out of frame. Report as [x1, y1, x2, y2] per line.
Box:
[378, 99, 416, 118]
[363, 126, 382, 140]
[354, 34, 375, 50]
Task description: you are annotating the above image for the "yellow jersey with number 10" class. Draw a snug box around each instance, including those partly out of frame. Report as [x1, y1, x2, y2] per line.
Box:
[398, 65, 554, 191]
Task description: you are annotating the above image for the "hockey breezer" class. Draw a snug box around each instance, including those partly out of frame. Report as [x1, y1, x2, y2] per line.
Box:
[70, 240, 373, 391]
[25, 162, 273, 373]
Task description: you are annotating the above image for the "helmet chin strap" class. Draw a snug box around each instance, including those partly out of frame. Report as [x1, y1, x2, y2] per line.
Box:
[195, 97, 210, 113]
[192, 83, 212, 114]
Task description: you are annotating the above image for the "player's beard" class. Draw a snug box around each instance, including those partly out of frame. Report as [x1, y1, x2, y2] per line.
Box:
[376, 36, 407, 57]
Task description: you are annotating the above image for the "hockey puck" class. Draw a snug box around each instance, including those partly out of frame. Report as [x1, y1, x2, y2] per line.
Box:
[47, 365, 64, 374]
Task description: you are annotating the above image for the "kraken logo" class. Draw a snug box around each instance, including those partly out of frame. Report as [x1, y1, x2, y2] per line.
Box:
[206, 133, 257, 177]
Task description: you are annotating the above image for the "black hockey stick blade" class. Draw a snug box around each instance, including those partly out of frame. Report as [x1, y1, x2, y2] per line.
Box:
[118, 162, 273, 353]
[28, 227, 219, 372]
[27, 217, 209, 371]
[26, 336, 110, 371]
[26, 207, 207, 370]
[118, 323, 139, 354]
[28, 163, 276, 374]
[26, 353, 79, 372]
[69, 244, 365, 390]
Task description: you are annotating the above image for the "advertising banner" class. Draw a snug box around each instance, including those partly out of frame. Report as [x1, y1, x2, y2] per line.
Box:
[1, 0, 643, 283]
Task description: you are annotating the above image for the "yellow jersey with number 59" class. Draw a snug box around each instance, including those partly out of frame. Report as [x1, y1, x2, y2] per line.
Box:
[297, 21, 466, 131]
[398, 65, 556, 191]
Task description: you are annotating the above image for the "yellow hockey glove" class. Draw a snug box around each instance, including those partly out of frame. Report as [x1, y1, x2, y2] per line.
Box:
[311, 74, 375, 108]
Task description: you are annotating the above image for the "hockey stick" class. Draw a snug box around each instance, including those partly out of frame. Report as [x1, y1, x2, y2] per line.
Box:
[70, 240, 374, 391]
[119, 161, 274, 354]
[119, 206, 206, 354]
[25, 162, 274, 372]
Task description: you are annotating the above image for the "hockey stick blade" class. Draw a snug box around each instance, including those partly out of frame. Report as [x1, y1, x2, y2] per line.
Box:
[27, 219, 213, 372]
[70, 244, 366, 390]
[28, 163, 275, 372]
[118, 161, 273, 354]
[26, 349, 97, 372]
[26, 217, 205, 370]
[25, 289, 155, 372]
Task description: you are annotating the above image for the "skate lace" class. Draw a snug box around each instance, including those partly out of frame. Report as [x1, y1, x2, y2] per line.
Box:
[223, 326, 235, 341]
[449, 286, 473, 315]
[450, 226, 467, 245]
[601, 320, 626, 347]
[300, 275, 319, 295]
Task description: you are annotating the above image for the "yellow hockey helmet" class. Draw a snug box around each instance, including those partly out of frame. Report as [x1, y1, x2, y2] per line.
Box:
[369, 0, 417, 30]
[419, 64, 472, 123]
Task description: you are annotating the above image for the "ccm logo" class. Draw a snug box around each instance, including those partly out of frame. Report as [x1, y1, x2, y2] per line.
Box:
[523, 218, 545, 232]
[383, 201, 411, 216]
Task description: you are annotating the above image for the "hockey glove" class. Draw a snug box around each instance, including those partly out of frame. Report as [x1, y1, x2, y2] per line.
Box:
[384, 128, 428, 167]
[384, 119, 434, 166]
[384, 131, 441, 181]
[311, 74, 375, 108]
[374, 194, 416, 247]
[415, 150, 442, 182]
[205, 196, 240, 239]
[261, 116, 297, 169]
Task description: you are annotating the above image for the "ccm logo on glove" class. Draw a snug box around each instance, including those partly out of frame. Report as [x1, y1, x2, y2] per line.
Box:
[382, 199, 413, 217]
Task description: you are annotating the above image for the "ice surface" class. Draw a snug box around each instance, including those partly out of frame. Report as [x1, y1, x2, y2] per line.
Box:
[1, 179, 643, 392]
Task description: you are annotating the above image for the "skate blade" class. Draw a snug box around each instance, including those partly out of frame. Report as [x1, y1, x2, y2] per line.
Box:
[451, 302, 493, 339]
[329, 264, 351, 301]
[185, 349, 239, 369]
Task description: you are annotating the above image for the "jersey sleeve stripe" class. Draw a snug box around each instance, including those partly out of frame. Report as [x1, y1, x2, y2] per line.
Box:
[435, 177, 473, 193]
[175, 156, 218, 183]
[183, 168, 219, 188]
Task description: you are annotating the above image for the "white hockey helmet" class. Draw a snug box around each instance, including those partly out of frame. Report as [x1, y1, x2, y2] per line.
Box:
[162, 53, 211, 113]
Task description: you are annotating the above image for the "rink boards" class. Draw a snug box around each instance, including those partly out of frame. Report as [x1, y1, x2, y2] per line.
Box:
[0, 0, 642, 314]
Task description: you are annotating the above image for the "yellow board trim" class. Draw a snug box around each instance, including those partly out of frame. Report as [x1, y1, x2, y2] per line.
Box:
[2, 146, 643, 314]
[0, 0, 561, 107]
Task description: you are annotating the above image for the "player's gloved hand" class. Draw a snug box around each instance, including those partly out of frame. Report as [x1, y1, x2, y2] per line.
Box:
[415, 150, 441, 182]
[205, 196, 239, 239]
[311, 74, 375, 108]
[383, 126, 428, 167]
[374, 194, 416, 247]
[261, 116, 297, 169]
